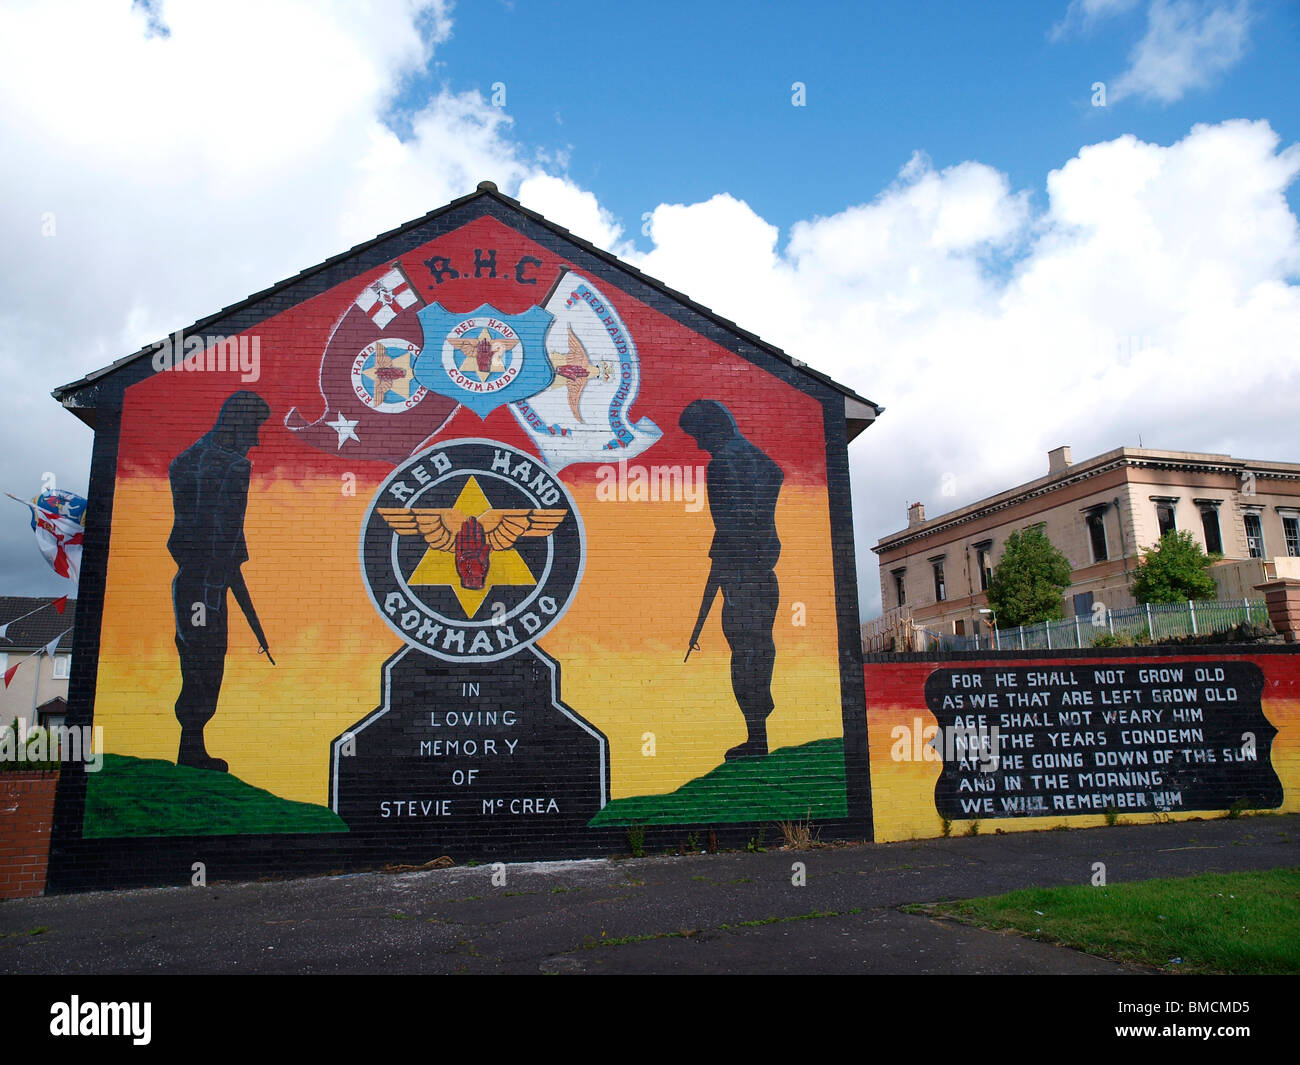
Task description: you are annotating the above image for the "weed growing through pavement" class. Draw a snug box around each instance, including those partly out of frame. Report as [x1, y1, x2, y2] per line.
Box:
[778, 809, 820, 850]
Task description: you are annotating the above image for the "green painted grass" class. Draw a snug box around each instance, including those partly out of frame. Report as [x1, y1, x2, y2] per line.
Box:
[84, 754, 348, 838]
[923, 868, 1300, 974]
[589, 738, 847, 827]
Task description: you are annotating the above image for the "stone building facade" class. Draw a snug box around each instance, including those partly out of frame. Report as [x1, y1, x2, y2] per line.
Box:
[872, 445, 1300, 639]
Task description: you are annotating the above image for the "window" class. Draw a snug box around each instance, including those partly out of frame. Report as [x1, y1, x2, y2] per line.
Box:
[1085, 510, 1108, 563]
[932, 560, 946, 602]
[892, 569, 906, 607]
[1284, 516, 1300, 557]
[1073, 591, 1094, 618]
[974, 540, 993, 591]
[1198, 504, 1223, 555]
[52, 654, 70, 679]
[1155, 502, 1177, 537]
[1244, 512, 1265, 559]
[954, 619, 965, 636]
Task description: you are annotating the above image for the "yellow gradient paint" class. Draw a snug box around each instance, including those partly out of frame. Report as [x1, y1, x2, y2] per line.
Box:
[94, 474, 842, 808]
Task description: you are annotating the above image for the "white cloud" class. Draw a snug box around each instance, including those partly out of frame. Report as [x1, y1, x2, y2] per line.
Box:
[634, 194, 794, 335]
[1051, 0, 1142, 40]
[0, 4, 1295, 627]
[516, 174, 627, 253]
[625, 122, 1300, 613]
[0, 0, 527, 592]
[1112, 0, 1252, 103]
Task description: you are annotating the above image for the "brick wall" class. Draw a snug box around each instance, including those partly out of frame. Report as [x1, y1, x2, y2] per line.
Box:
[865, 645, 1299, 842]
[0, 772, 59, 898]
[46, 195, 871, 891]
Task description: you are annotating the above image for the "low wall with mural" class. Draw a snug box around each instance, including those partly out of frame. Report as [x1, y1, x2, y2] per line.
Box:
[865, 646, 1299, 842]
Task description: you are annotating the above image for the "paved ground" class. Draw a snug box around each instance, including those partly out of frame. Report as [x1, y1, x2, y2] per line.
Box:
[2, 815, 1295, 974]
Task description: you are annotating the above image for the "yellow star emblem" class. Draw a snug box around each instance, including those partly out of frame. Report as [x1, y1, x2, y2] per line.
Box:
[449, 329, 518, 382]
[407, 477, 537, 617]
[362, 342, 416, 403]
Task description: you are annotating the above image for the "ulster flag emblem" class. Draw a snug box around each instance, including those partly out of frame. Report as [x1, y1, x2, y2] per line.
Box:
[285, 264, 457, 462]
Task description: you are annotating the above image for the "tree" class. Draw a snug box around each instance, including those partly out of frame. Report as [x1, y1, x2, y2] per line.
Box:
[1131, 530, 1220, 604]
[986, 527, 1073, 628]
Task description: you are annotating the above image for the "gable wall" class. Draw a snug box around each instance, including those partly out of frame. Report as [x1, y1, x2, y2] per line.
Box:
[49, 200, 871, 889]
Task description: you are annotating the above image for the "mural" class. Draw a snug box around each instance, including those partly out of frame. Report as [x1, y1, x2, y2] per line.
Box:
[864, 653, 1299, 843]
[167, 391, 273, 772]
[83, 212, 852, 845]
[680, 400, 784, 762]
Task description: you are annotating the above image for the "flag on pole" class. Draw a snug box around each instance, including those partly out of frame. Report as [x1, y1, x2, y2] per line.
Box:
[2, 664, 16, 689]
[7, 489, 87, 581]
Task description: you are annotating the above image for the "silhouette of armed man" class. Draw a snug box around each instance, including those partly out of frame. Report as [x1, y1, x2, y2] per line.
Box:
[168, 390, 273, 772]
[680, 399, 784, 761]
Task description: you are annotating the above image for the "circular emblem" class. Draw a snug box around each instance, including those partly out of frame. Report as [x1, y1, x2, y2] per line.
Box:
[360, 439, 585, 662]
[441, 317, 522, 395]
[351, 339, 427, 413]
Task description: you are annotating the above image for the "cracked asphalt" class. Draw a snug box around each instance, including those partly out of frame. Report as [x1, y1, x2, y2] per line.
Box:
[2, 815, 1295, 974]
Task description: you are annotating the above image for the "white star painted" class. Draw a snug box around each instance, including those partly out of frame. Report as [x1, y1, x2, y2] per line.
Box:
[327, 413, 360, 449]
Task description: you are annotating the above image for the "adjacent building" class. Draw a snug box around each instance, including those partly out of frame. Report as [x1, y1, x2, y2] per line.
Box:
[0, 597, 75, 732]
[871, 445, 1300, 640]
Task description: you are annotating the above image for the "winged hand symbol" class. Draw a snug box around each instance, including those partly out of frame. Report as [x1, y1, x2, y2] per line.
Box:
[378, 507, 566, 589]
[551, 325, 596, 422]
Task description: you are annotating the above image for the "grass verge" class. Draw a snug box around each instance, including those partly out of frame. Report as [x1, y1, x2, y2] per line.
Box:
[588, 738, 847, 826]
[919, 868, 1300, 974]
[84, 754, 348, 837]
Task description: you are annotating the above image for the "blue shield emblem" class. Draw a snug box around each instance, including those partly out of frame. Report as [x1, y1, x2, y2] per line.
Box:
[413, 303, 555, 418]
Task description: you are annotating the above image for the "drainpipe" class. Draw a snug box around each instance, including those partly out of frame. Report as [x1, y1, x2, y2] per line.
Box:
[965, 542, 976, 637]
[31, 653, 40, 730]
[1113, 497, 1130, 587]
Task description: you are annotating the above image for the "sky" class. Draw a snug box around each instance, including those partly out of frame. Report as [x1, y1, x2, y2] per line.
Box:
[0, 0, 1297, 617]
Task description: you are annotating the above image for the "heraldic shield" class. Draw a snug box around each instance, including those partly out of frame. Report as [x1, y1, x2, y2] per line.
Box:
[413, 303, 555, 419]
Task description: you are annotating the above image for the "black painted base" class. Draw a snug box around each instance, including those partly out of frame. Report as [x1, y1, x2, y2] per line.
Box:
[330, 645, 609, 843]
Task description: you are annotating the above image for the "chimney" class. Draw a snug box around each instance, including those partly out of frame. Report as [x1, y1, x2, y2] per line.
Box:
[1048, 446, 1073, 477]
[907, 501, 926, 527]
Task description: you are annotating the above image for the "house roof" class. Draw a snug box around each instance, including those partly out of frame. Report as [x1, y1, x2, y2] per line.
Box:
[874, 445, 1300, 554]
[0, 597, 75, 651]
[52, 182, 883, 439]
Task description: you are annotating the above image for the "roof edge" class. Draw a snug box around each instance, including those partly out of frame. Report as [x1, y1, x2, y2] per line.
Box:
[872, 445, 1300, 554]
[52, 183, 882, 420]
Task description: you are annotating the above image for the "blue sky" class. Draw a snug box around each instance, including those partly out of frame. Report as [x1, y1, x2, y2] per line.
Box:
[0, 0, 1298, 616]
[415, 0, 1299, 236]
